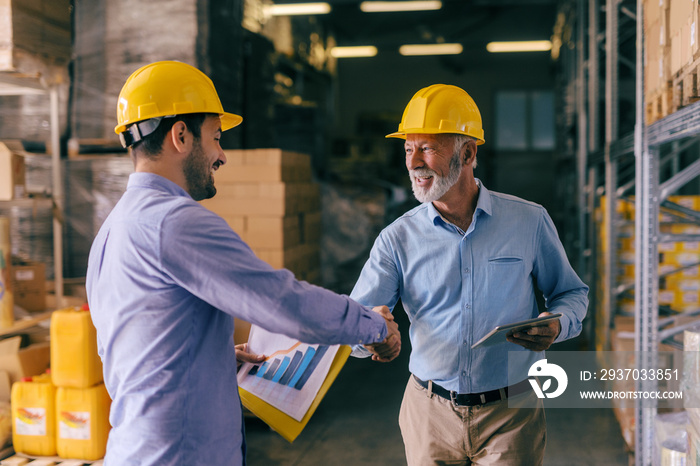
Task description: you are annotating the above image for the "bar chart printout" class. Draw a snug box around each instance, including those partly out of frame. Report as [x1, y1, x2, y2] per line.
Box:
[237, 325, 340, 421]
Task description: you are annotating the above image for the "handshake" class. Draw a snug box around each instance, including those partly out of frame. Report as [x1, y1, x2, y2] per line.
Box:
[365, 305, 401, 363]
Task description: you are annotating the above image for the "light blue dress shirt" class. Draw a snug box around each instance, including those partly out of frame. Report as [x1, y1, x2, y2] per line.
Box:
[351, 181, 588, 393]
[86, 173, 387, 466]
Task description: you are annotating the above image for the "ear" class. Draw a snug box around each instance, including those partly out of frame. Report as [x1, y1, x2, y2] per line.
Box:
[462, 139, 477, 166]
[169, 121, 191, 154]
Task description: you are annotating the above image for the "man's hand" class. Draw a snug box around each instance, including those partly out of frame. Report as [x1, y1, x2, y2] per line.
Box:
[235, 343, 265, 368]
[506, 311, 561, 352]
[364, 305, 401, 362]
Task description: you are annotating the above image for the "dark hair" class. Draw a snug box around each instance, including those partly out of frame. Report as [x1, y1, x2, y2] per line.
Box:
[132, 113, 209, 158]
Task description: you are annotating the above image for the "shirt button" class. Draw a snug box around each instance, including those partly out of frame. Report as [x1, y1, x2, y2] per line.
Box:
[465, 268, 470, 274]
[462, 371, 467, 377]
[462, 340, 467, 346]
[465, 303, 470, 309]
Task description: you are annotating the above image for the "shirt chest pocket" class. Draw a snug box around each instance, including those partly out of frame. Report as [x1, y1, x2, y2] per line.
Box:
[484, 256, 527, 310]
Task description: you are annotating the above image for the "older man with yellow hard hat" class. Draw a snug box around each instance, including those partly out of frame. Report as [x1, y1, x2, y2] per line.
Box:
[86, 61, 401, 465]
[351, 84, 588, 465]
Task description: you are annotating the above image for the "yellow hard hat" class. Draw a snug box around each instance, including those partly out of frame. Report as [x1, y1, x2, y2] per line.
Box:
[386, 84, 485, 145]
[115, 61, 242, 145]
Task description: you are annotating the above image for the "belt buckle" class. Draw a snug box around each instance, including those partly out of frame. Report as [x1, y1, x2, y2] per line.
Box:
[449, 390, 458, 407]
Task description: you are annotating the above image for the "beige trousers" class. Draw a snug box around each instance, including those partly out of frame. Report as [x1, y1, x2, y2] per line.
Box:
[398, 376, 546, 466]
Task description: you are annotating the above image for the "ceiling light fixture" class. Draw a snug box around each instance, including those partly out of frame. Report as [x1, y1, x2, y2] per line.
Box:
[266, 2, 331, 16]
[360, 1, 442, 12]
[330, 46, 378, 58]
[399, 43, 463, 56]
[486, 40, 553, 53]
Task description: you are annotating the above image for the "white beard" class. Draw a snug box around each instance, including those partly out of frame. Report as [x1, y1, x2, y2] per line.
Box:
[409, 152, 462, 203]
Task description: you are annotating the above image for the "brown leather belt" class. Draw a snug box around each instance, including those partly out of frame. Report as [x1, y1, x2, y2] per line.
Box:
[413, 375, 532, 406]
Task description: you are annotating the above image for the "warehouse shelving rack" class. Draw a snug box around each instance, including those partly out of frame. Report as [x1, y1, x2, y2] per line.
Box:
[0, 72, 64, 307]
[562, 0, 700, 463]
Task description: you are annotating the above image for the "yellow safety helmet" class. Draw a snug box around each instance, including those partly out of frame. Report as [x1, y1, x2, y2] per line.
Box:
[386, 84, 485, 145]
[115, 60, 242, 147]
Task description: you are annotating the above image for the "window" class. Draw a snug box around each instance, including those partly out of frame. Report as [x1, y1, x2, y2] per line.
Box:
[495, 90, 554, 151]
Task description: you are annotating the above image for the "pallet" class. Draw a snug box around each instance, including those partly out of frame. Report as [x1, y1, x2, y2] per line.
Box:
[66, 138, 126, 159]
[0, 455, 103, 466]
[646, 56, 700, 125]
[645, 85, 674, 125]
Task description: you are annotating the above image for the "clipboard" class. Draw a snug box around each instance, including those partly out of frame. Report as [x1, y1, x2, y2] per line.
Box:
[238, 345, 352, 443]
[471, 313, 562, 349]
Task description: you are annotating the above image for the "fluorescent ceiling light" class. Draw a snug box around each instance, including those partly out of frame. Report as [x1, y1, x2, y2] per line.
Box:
[330, 46, 378, 58]
[399, 43, 463, 56]
[360, 1, 442, 12]
[266, 2, 331, 16]
[486, 40, 552, 53]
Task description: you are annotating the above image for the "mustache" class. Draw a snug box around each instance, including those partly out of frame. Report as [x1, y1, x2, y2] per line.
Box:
[410, 168, 438, 178]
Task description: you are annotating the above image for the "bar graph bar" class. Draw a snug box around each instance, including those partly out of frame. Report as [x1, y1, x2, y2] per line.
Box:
[293, 345, 329, 390]
[279, 350, 304, 385]
[247, 345, 330, 391]
[271, 356, 291, 383]
[254, 361, 269, 378]
[262, 359, 281, 380]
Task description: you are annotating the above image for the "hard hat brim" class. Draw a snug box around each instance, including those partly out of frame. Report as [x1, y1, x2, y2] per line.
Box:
[385, 130, 485, 145]
[221, 112, 243, 132]
[385, 131, 407, 139]
[115, 111, 243, 135]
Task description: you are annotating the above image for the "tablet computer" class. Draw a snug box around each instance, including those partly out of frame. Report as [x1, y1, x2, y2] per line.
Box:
[471, 313, 562, 349]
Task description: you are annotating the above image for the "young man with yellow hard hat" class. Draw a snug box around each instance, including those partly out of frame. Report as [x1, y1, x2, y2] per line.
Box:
[350, 84, 588, 465]
[86, 61, 401, 465]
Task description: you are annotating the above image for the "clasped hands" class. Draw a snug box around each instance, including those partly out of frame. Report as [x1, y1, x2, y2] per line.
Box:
[363, 305, 401, 363]
[234, 305, 401, 366]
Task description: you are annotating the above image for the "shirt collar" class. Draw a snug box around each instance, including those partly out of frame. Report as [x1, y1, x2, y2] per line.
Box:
[127, 172, 191, 199]
[428, 178, 493, 227]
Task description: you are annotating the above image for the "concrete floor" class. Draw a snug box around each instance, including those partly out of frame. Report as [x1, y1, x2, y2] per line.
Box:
[243, 311, 630, 466]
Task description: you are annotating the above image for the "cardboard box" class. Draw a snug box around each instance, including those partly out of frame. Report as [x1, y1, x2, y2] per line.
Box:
[0, 142, 26, 200]
[12, 261, 46, 312]
[0, 336, 50, 385]
[221, 216, 247, 235]
[245, 216, 301, 249]
[644, 0, 668, 29]
[687, 414, 700, 464]
[302, 211, 322, 245]
[233, 318, 251, 345]
[672, 30, 683, 76]
[214, 149, 313, 183]
[0, 0, 71, 71]
[201, 183, 320, 216]
[682, 20, 693, 71]
[669, 0, 694, 40]
[253, 244, 320, 273]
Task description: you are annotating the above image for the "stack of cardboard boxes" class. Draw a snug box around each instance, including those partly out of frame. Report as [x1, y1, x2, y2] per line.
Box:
[644, 0, 700, 124]
[201, 148, 322, 285]
[597, 195, 700, 327]
[0, 142, 48, 314]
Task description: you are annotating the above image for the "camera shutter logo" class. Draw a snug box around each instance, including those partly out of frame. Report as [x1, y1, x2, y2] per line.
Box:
[528, 359, 568, 399]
